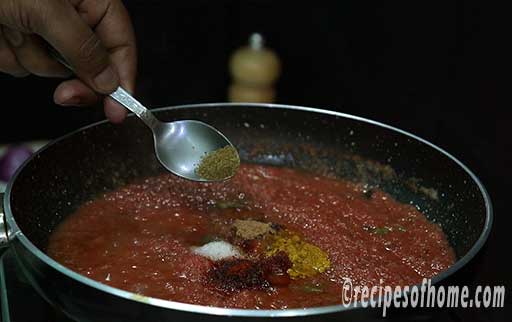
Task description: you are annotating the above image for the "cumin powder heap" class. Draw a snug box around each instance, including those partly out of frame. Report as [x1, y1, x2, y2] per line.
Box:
[195, 145, 240, 180]
[233, 219, 275, 240]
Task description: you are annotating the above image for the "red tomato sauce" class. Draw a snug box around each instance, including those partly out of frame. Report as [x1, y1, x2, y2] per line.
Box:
[47, 163, 455, 309]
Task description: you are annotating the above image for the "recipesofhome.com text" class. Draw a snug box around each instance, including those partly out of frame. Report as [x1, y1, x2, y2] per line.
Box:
[341, 278, 505, 316]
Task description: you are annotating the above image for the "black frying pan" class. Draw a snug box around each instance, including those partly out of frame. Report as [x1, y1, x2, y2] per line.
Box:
[1, 103, 492, 321]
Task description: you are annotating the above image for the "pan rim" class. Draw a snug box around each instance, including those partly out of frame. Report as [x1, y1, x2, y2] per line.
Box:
[3, 102, 493, 317]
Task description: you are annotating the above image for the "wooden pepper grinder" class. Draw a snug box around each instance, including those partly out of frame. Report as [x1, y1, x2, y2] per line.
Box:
[228, 33, 281, 103]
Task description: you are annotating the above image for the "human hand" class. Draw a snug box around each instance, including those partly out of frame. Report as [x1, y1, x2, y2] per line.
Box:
[0, 0, 137, 123]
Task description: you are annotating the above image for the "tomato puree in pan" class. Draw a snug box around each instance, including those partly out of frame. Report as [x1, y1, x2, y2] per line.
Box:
[47, 163, 455, 309]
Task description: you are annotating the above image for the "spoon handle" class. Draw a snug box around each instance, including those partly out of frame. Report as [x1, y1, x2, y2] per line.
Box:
[46, 45, 160, 129]
[109, 87, 160, 129]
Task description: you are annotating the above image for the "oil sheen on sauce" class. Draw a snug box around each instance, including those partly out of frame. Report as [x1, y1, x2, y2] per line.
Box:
[47, 163, 455, 309]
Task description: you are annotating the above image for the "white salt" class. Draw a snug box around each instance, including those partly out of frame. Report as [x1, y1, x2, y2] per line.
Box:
[191, 241, 241, 261]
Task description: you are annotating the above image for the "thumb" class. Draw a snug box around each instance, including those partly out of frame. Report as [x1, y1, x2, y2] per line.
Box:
[37, 1, 119, 94]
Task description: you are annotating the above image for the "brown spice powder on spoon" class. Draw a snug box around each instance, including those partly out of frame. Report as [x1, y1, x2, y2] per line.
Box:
[195, 146, 240, 180]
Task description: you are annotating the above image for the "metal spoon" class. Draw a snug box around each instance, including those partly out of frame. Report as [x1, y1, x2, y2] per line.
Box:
[110, 88, 237, 182]
[49, 49, 238, 182]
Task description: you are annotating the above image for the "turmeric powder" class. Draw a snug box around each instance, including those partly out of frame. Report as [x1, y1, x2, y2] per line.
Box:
[266, 231, 330, 279]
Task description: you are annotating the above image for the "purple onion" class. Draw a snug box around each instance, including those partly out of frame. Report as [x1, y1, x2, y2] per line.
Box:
[0, 145, 33, 182]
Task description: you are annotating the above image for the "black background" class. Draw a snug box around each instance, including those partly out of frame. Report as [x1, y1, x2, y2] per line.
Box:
[0, 0, 507, 320]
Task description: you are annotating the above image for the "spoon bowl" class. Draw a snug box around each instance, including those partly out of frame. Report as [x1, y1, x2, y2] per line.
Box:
[153, 120, 235, 181]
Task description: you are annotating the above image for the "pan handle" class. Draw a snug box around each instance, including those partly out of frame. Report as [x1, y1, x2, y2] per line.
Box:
[0, 192, 10, 321]
[0, 192, 12, 322]
[0, 193, 9, 252]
